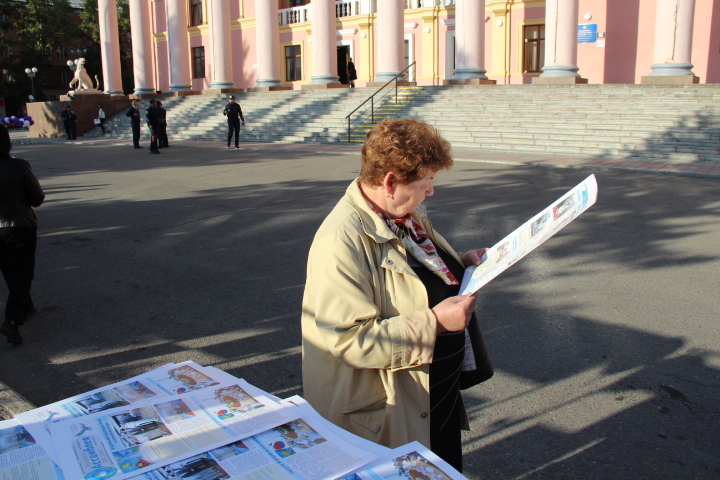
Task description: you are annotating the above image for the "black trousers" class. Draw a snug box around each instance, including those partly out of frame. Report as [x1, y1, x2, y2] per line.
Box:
[227, 119, 240, 147]
[64, 120, 73, 139]
[131, 122, 141, 147]
[159, 124, 169, 148]
[0, 227, 37, 323]
[69, 121, 76, 140]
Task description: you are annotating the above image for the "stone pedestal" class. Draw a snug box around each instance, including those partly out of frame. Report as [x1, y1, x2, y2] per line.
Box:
[533, 76, 589, 84]
[444, 79, 497, 85]
[246, 86, 293, 93]
[641, 75, 700, 85]
[27, 96, 130, 138]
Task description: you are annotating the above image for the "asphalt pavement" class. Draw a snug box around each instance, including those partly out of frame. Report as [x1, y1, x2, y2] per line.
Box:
[0, 138, 718, 479]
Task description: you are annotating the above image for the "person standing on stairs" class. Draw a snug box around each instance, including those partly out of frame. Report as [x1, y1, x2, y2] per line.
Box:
[126, 99, 143, 149]
[97, 104, 106, 134]
[223, 95, 245, 149]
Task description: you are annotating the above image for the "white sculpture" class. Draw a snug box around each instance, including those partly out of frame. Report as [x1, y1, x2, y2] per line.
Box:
[68, 58, 101, 94]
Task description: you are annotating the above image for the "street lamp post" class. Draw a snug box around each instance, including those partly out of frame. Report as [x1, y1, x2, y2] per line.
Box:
[24, 67, 38, 98]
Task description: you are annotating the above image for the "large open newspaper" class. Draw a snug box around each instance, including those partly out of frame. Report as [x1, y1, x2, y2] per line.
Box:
[460, 174, 598, 295]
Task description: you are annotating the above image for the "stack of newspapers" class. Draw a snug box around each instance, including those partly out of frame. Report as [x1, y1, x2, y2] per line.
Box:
[0, 361, 467, 480]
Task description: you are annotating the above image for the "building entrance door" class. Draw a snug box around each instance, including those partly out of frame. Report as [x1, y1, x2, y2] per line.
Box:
[337, 46, 350, 84]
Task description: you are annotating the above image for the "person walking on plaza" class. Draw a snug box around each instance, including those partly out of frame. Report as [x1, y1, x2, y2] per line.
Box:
[145, 100, 161, 154]
[97, 103, 106, 134]
[61, 105, 77, 140]
[157, 101, 169, 149]
[222, 95, 245, 149]
[347, 57, 357, 88]
[0, 124, 45, 345]
[126, 99, 143, 149]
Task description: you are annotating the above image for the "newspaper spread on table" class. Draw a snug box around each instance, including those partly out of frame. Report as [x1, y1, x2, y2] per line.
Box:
[49, 379, 296, 480]
[460, 174, 598, 295]
[14, 361, 237, 464]
[0, 418, 65, 480]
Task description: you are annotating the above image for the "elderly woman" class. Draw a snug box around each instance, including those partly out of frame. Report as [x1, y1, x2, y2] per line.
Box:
[302, 118, 492, 471]
[0, 124, 45, 344]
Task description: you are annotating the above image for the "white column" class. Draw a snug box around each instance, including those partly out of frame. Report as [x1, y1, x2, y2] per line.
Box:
[375, 0, 404, 82]
[539, 0, 582, 78]
[452, 0, 488, 80]
[129, 0, 155, 94]
[98, 0, 124, 95]
[208, 0, 234, 88]
[647, 0, 697, 76]
[165, 0, 192, 92]
[310, 0, 340, 84]
[254, 0, 282, 87]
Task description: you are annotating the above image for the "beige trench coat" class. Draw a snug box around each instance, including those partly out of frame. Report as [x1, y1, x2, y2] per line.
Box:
[301, 179, 470, 449]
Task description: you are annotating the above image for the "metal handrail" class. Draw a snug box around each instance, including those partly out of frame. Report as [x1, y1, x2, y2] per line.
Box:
[345, 61, 416, 142]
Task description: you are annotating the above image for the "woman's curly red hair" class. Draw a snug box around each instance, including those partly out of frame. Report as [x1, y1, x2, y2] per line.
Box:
[359, 118, 453, 186]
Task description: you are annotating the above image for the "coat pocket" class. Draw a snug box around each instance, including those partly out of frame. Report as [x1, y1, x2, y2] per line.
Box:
[334, 394, 387, 436]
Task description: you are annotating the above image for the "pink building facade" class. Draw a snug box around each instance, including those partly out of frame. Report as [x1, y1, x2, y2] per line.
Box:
[105, 0, 720, 95]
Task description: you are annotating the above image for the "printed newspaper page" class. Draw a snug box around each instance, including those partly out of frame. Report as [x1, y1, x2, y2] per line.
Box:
[338, 441, 467, 480]
[49, 380, 296, 480]
[15, 361, 226, 464]
[460, 174, 598, 295]
[135, 396, 377, 480]
[0, 419, 65, 480]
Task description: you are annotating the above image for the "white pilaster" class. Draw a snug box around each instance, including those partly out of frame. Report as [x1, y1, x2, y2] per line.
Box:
[375, 0, 404, 82]
[254, 0, 282, 87]
[166, 0, 192, 92]
[98, 0, 124, 95]
[538, 0, 583, 79]
[310, 0, 340, 84]
[451, 0, 488, 80]
[647, 0, 697, 77]
[208, 0, 234, 88]
[129, 0, 155, 94]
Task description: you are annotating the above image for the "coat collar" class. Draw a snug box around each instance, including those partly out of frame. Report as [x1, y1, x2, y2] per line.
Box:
[343, 178, 429, 245]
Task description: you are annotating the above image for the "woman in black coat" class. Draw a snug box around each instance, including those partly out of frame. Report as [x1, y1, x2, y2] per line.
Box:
[0, 124, 45, 344]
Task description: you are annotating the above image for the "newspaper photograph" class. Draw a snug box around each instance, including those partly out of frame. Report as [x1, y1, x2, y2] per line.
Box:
[135, 401, 377, 480]
[14, 361, 227, 464]
[0, 419, 65, 480]
[338, 441, 466, 480]
[460, 174, 598, 295]
[49, 381, 296, 480]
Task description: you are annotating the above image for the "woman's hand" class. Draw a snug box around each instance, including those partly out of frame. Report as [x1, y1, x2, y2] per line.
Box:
[461, 248, 489, 268]
[432, 295, 476, 334]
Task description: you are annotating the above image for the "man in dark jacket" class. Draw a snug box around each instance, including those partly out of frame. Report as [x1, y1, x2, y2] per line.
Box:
[145, 100, 161, 154]
[126, 99, 143, 149]
[0, 124, 45, 345]
[60, 105, 77, 140]
[222, 95, 245, 149]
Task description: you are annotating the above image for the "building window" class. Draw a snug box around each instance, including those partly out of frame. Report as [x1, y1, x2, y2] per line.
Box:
[60, 70, 71, 84]
[285, 45, 302, 81]
[190, 0, 203, 26]
[1, 45, 11, 57]
[57, 46, 67, 59]
[192, 46, 205, 78]
[2, 69, 11, 83]
[523, 24, 545, 73]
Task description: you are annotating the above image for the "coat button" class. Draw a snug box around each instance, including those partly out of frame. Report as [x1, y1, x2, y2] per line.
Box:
[387, 260, 393, 265]
[372, 422, 381, 432]
[420, 412, 428, 419]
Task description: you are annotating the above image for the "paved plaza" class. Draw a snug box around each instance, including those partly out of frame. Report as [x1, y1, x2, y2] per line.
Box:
[0, 139, 718, 479]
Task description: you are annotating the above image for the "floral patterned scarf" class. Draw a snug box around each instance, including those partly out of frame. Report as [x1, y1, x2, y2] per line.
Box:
[372, 205, 459, 286]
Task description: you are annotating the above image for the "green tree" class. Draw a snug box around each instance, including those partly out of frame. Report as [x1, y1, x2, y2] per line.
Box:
[80, 0, 133, 94]
[0, 0, 84, 113]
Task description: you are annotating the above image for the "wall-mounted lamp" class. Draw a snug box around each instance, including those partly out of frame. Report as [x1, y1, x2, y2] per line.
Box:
[496, 20, 504, 27]
[485, 15, 490, 22]
[361, 33, 367, 39]
[584, 13, 592, 20]
[425, 27, 431, 33]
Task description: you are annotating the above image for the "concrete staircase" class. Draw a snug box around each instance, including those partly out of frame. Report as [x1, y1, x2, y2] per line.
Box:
[86, 84, 720, 163]
[348, 86, 423, 143]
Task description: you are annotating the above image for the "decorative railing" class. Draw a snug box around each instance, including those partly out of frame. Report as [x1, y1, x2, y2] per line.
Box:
[279, 5, 310, 26]
[336, 0, 360, 18]
[405, 0, 455, 8]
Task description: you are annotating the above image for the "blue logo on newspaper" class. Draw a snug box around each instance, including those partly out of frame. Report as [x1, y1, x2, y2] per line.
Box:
[76, 423, 92, 436]
[85, 467, 118, 479]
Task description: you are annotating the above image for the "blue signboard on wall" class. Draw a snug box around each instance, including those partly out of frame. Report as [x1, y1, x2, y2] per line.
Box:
[578, 23, 597, 43]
